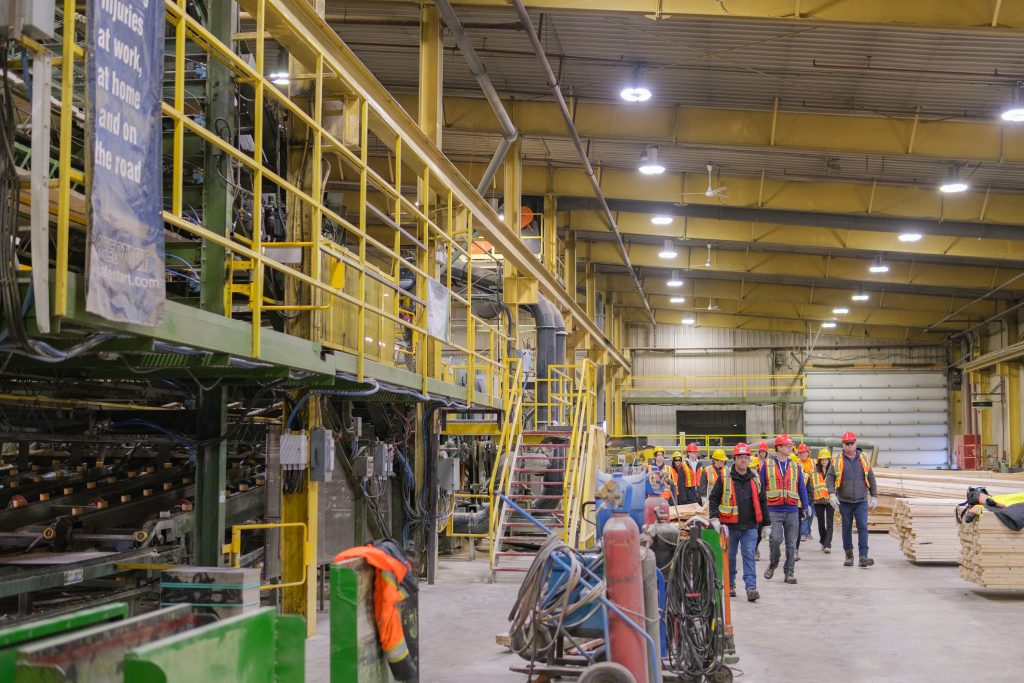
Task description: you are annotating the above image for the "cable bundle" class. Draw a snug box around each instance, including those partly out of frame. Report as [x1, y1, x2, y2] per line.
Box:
[507, 535, 606, 664]
[664, 527, 725, 678]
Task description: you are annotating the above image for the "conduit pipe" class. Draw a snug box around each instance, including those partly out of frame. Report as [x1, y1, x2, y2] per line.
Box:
[434, 0, 519, 195]
[510, 0, 655, 324]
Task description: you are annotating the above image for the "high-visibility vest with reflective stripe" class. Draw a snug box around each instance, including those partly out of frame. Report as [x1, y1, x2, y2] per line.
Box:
[808, 469, 830, 502]
[833, 452, 871, 490]
[764, 459, 801, 507]
[678, 461, 699, 488]
[719, 468, 764, 524]
[704, 464, 724, 489]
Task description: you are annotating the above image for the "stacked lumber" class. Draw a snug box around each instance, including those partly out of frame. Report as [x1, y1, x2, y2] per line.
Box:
[668, 503, 707, 523]
[889, 498, 961, 563]
[875, 468, 1024, 499]
[959, 512, 1024, 588]
[868, 494, 896, 533]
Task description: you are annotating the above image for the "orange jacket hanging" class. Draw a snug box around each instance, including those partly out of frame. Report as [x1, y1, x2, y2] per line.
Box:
[334, 545, 417, 680]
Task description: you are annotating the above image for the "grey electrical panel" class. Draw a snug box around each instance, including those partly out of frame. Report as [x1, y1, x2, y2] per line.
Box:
[1, 0, 56, 40]
[371, 442, 393, 478]
[437, 458, 460, 492]
[354, 454, 372, 479]
[310, 428, 335, 482]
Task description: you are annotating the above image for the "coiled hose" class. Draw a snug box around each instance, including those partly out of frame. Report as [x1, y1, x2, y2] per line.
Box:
[664, 526, 725, 677]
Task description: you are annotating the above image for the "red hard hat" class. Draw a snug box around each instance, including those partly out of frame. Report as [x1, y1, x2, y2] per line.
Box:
[686, 443, 699, 453]
[796, 443, 810, 453]
[757, 441, 769, 452]
[774, 434, 793, 447]
[733, 442, 751, 456]
[841, 431, 857, 442]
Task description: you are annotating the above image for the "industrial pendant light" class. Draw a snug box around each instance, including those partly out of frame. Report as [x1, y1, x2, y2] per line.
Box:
[651, 215, 673, 225]
[269, 49, 289, 85]
[681, 315, 696, 326]
[939, 163, 968, 193]
[821, 321, 837, 329]
[658, 239, 678, 259]
[666, 269, 683, 287]
[1001, 81, 1024, 122]
[851, 287, 869, 301]
[620, 65, 652, 103]
[869, 254, 889, 274]
[638, 145, 666, 175]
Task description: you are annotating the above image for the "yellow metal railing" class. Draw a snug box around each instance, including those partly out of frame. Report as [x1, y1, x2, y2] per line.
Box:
[50, 0, 511, 401]
[224, 522, 311, 590]
[562, 360, 598, 549]
[622, 374, 806, 400]
[484, 358, 524, 550]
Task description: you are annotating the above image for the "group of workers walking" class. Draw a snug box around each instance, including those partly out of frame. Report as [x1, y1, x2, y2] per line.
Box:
[645, 431, 878, 604]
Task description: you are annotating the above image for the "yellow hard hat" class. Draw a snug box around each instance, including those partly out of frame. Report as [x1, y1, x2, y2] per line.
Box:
[818, 448, 832, 460]
[712, 448, 727, 461]
[672, 450, 683, 460]
[654, 445, 666, 454]
[750, 454, 761, 467]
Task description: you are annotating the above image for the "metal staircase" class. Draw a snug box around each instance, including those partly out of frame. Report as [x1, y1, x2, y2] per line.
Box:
[489, 361, 598, 576]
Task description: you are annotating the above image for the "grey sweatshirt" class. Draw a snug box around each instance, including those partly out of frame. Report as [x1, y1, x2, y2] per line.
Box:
[825, 450, 878, 503]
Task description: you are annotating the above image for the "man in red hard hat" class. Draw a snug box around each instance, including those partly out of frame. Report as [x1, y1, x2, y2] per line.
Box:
[710, 442, 770, 602]
[760, 434, 811, 584]
[826, 431, 878, 567]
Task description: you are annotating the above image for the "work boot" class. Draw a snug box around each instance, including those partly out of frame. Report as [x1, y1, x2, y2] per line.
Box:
[844, 550, 854, 567]
[746, 588, 760, 602]
[730, 587, 736, 597]
[859, 556, 875, 567]
[784, 574, 797, 584]
[823, 546, 831, 554]
[763, 564, 776, 580]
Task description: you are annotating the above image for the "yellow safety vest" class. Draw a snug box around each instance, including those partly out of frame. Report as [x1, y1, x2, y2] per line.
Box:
[764, 459, 801, 507]
[832, 453, 871, 490]
[808, 469, 829, 502]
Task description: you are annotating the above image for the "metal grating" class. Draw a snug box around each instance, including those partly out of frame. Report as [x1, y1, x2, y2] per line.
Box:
[263, 424, 282, 582]
[317, 465, 356, 564]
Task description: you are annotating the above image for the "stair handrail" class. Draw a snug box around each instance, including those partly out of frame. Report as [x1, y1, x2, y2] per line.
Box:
[487, 357, 524, 560]
[562, 359, 598, 548]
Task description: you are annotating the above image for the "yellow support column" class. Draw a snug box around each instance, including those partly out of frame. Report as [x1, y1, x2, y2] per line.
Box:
[502, 138, 538, 304]
[542, 193, 557, 275]
[999, 362, 1022, 467]
[282, 398, 319, 637]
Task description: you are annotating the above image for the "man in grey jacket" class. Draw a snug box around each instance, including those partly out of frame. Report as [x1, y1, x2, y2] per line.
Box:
[826, 431, 878, 567]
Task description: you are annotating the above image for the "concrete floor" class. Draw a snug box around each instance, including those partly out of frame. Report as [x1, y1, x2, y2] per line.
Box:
[307, 531, 1024, 682]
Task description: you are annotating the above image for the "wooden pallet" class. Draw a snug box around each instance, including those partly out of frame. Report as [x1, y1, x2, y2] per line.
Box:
[890, 497, 960, 564]
[959, 512, 1024, 589]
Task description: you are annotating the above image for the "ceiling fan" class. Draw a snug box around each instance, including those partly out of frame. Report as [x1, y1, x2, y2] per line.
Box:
[703, 243, 714, 268]
[679, 163, 728, 202]
[705, 298, 721, 312]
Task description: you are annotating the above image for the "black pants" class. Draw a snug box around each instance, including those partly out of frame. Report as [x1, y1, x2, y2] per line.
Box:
[814, 503, 835, 549]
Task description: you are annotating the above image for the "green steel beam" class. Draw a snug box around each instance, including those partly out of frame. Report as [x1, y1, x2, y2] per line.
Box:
[194, 386, 228, 567]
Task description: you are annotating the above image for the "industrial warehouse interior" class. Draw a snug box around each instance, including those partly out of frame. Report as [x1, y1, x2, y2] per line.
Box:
[3, 1, 1024, 681]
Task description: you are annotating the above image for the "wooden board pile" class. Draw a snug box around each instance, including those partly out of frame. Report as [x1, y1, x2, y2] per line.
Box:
[867, 494, 896, 533]
[889, 498, 961, 563]
[959, 512, 1024, 588]
[875, 468, 1024, 499]
[668, 503, 707, 524]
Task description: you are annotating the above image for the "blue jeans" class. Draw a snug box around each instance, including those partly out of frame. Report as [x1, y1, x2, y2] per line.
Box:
[839, 499, 870, 556]
[800, 512, 813, 537]
[727, 526, 759, 590]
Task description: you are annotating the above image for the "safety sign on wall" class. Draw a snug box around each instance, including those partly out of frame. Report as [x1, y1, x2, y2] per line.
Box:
[85, 0, 166, 326]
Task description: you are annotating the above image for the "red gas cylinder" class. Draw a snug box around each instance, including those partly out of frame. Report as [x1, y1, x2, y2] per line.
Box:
[644, 496, 669, 525]
[603, 512, 650, 683]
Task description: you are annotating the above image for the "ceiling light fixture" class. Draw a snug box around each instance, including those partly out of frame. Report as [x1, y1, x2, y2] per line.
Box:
[1001, 81, 1024, 122]
[620, 64, 652, 103]
[651, 215, 673, 225]
[869, 255, 890, 274]
[666, 269, 683, 287]
[638, 145, 666, 175]
[939, 163, 969, 193]
[851, 287, 870, 301]
[899, 232, 922, 242]
[832, 307, 849, 314]
[669, 296, 686, 303]
[821, 321, 837, 329]
[269, 49, 290, 85]
[681, 315, 696, 326]
[658, 239, 678, 259]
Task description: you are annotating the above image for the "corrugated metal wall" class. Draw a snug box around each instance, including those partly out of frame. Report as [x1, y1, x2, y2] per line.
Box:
[626, 324, 948, 442]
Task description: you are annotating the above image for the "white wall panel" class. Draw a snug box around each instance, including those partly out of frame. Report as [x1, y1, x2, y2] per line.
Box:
[805, 372, 948, 467]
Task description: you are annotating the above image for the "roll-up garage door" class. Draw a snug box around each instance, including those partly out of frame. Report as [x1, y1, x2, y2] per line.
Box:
[804, 372, 948, 468]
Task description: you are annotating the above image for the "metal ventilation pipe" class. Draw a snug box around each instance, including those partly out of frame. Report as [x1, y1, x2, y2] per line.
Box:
[525, 294, 565, 424]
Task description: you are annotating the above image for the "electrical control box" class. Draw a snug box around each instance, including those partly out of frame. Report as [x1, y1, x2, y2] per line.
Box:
[280, 433, 308, 471]
[354, 454, 372, 479]
[371, 441, 393, 478]
[1, 0, 56, 40]
[310, 428, 335, 482]
[437, 458, 460, 493]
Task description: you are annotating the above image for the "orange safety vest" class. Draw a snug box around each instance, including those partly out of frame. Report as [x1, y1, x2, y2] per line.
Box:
[679, 460, 699, 488]
[832, 452, 872, 490]
[333, 545, 415, 676]
[764, 459, 801, 507]
[719, 468, 764, 524]
[808, 469, 830, 502]
[704, 464, 724, 489]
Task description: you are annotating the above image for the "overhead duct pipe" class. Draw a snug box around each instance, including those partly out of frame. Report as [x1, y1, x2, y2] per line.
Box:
[434, 0, 519, 195]
[525, 294, 566, 425]
[510, 0, 655, 325]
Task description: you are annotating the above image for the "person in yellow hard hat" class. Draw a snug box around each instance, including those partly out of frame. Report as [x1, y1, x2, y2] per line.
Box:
[703, 448, 728, 498]
[809, 448, 835, 553]
[796, 444, 815, 544]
